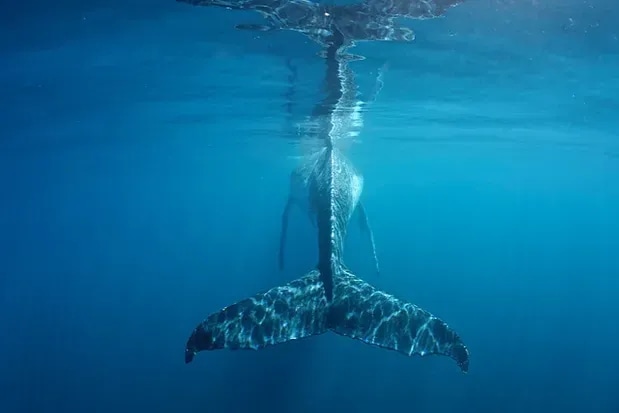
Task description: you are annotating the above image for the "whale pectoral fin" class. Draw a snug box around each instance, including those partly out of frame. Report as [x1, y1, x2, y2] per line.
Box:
[185, 270, 328, 363]
[357, 202, 380, 276]
[278, 197, 295, 271]
[329, 270, 470, 373]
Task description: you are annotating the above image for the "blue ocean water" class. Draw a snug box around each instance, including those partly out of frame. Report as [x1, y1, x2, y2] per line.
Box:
[1, 1, 618, 412]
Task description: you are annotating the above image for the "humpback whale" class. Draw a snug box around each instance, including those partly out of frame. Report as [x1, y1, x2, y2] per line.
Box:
[183, 25, 470, 372]
[176, 0, 465, 46]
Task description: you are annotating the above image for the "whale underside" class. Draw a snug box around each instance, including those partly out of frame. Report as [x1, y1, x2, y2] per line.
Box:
[185, 267, 470, 372]
[278, 148, 380, 277]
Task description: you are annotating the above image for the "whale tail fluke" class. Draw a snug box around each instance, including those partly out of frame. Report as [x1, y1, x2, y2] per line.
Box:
[185, 269, 469, 372]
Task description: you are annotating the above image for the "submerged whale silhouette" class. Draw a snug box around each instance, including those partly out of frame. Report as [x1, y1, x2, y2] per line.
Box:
[183, 27, 470, 372]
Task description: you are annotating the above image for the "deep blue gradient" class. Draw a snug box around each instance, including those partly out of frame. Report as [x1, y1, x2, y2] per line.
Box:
[1, 1, 618, 412]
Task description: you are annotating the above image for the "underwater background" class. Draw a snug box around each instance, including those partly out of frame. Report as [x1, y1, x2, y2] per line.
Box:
[1, 0, 618, 412]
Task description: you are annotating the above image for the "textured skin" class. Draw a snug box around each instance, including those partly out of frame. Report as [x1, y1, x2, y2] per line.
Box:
[185, 268, 469, 372]
[310, 147, 356, 301]
[175, 0, 465, 45]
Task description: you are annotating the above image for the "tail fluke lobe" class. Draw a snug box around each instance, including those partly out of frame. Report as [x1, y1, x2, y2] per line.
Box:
[329, 269, 470, 373]
[185, 271, 329, 363]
